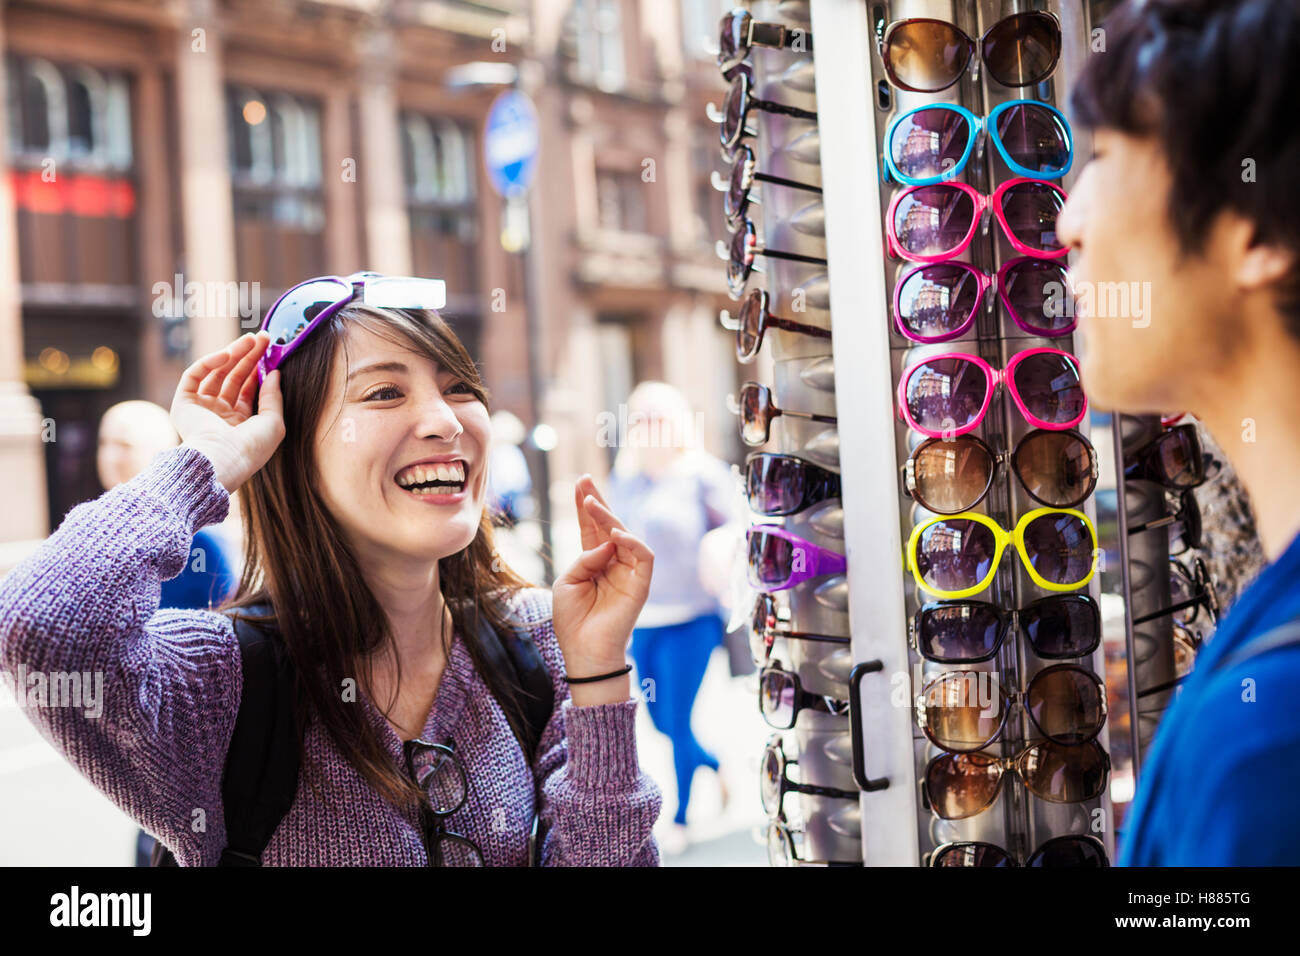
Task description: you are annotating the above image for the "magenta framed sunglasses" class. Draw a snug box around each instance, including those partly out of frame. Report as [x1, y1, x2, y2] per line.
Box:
[255, 271, 447, 387]
[897, 347, 1087, 439]
[893, 258, 1073, 343]
[747, 525, 847, 591]
[885, 178, 1068, 263]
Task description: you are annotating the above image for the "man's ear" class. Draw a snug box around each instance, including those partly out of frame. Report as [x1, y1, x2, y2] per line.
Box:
[1237, 221, 1297, 294]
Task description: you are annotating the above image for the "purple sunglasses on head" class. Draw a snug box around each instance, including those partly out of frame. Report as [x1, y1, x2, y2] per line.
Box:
[747, 525, 847, 591]
[255, 271, 447, 387]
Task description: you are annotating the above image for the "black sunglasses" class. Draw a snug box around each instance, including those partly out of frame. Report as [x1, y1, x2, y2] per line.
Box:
[718, 9, 813, 75]
[749, 592, 849, 664]
[766, 820, 860, 867]
[726, 214, 828, 299]
[910, 594, 1101, 664]
[760, 734, 856, 821]
[720, 71, 818, 155]
[1134, 555, 1219, 630]
[401, 739, 483, 866]
[759, 662, 849, 730]
[1128, 487, 1202, 554]
[745, 452, 840, 516]
[722, 143, 822, 230]
[1124, 424, 1206, 489]
[928, 834, 1108, 867]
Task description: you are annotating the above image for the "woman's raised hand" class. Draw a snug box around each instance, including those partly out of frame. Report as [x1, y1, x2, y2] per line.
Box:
[551, 475, 654, 705]
[171, 330, 286, 493]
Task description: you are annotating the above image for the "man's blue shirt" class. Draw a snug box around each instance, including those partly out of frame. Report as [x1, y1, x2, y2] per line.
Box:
[1120, 530, 1300, 865]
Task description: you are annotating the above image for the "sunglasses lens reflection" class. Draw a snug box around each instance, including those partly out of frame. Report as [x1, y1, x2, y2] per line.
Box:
[739, 383, 770, 445]
[916, 517, 997, 594]
[918, 602, 1004, 662]
[748, 528, 794, 589]
[889, 107, 971, 180]
[897, 264, 981, 341]
[996, 102, 1070, 175]
[999, 181, 1065, 253]
[982, 12, 1061, 87]
[894, 186, 976, 258]
[1011, 351, 1085, 426]
[760, 668, 798, 728]
[722, 77, 745, 147]
[746, 454, 807, 515]
[932, 842, 1015, 867]
[913, 437, 995, 513]
[266, 278, 351, 345]
[885, 20, 973, 92]
[922, 671, 1004, 751]
[905, 357, 989, 434]
[1026, 836, 1108, 867]
[1158, 428, 1205, 488]
[1025, 667, 1105, 743]
[1001, 259, 1072, 334]
[1020, 596, 1100, 658]
[737, 291, 764, 360]
[1018, 740, 1109, 805]
[1021, 511, 1094, 586]
[925, 751, 1003, 820]
[760, 746, 782, 816]
[1013, 429, 1095, 507]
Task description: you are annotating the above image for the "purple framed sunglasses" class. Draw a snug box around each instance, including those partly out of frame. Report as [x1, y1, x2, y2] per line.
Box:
[255, 271, 447, 387]
[747, 525, 847, 591]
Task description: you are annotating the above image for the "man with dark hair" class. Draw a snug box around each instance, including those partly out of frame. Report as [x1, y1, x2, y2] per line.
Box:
[1058, 0, 1300, 864]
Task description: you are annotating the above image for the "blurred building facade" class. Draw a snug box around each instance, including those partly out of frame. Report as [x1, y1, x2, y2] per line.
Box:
[0, 0, 743, 553]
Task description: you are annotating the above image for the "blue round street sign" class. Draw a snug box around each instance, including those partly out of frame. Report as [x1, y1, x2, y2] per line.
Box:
[484, 90, 540, 198]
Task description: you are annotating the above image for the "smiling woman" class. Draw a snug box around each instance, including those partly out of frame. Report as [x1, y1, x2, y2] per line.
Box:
[0, 278, 662, 866]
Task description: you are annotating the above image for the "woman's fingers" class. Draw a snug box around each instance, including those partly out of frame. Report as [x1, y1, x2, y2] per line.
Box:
[178, 344, 236, 398]
[577, 474, 615, 513]
[575, 478, 600, 551]
[557, 539, 617, 585]
[219, 332, 267, 408]
[583, 490, 628, 536]
[610, 527, 654, 571]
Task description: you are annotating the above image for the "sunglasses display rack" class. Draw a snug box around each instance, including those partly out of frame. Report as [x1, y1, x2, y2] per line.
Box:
[1111, 413, 1220, 792]
[794, 0, 1115, 866]
[713, 0, 869, 866]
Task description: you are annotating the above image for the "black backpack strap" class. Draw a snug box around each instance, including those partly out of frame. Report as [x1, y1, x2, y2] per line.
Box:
[216, 602, 301, 865]
[151, 602, 300, 867]
[473, 611, 554, 763]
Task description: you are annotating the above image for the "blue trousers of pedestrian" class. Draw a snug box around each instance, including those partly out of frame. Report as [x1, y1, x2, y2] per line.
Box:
[631, 613, 723, 826]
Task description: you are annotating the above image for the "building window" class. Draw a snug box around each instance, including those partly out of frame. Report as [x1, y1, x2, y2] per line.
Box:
[6, 56, 132, 170]
[596, 168, 647, 234]
[572, 0, 625, 91]
[402, 112, 480, 307]
[227, 86, 325, 291]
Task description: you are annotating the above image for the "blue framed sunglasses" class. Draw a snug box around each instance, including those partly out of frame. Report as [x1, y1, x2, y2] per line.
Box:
[884, 99, 1072, 187]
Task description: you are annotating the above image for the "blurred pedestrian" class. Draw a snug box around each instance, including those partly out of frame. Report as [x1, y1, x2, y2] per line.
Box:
[608, 381, 739, 853]
[96, 399, 239, 866]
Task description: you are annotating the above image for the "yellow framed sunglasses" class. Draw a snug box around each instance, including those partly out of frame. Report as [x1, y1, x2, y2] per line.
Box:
[905, 507, 1098, 599]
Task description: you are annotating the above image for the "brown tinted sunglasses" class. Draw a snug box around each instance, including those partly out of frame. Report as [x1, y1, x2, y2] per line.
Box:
[876, 11, 1061, 93]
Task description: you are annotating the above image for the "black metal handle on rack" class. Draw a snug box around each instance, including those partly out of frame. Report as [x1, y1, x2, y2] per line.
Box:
[849, 660, 890, 792]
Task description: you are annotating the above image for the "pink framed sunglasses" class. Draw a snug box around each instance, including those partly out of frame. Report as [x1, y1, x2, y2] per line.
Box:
[893, 257, 1074, 343]
[897, 347, 1087, 438]
[885, 178, 1069, 263]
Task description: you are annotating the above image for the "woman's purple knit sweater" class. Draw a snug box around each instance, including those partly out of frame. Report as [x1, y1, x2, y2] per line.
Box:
[0, 444, 662, 865]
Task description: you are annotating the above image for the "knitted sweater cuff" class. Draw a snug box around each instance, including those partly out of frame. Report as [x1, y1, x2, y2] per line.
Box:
[132, 444, 232, 533]
[560, 698, 643, 789]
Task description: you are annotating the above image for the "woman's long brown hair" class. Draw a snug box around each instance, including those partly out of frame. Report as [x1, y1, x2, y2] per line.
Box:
[216, 303, 535, 810]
